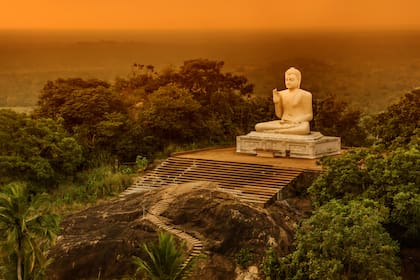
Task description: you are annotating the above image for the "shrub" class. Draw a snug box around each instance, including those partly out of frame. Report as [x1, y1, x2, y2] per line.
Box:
[132, 232, 191, 280]
[278, 199, 401, 279]
[235, 248, 255, 269]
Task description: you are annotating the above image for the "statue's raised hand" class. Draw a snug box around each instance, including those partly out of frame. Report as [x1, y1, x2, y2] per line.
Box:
[273, 88, 281, 103]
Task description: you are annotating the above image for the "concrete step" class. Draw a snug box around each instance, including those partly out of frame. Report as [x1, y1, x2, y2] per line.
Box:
[156, 165, 299, 180]
[121, 157, 303, 207]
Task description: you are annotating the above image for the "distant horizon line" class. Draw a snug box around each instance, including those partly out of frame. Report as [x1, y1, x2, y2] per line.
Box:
[1, 26, 420, 33]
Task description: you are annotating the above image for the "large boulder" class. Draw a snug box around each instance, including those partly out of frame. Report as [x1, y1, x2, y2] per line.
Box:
[47, 182, 311, 279]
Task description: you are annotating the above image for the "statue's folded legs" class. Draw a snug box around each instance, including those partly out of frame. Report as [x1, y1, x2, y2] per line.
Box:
[255, 120, 310, 135]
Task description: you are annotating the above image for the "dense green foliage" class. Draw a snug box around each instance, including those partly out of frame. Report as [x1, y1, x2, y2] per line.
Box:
[262, 90, 419, 279]
[47, 166, 133, 213]
[138, 84, 203, 147]
[35, 58, 368, 164]
[35, 78, 112, 121]
[264, 200, 401, 280]
[0, 109, 83, 190]
[261, 248, 283, 280]
[118, 58, 270, 145]
[308, 91, 420, 245]
[132, 232, 191, 280]
[235, 248, 255, 269]
[35, 59, 273, 163]
[0, 183, 61, 280]
[35, 78, 129, 160]
[312, 94, 368, 147]
[371, 88, 420, 148]
[309, 146, 420, 243]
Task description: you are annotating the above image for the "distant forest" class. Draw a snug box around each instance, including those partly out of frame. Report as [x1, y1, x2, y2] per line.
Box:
[1, 30, 420, 112]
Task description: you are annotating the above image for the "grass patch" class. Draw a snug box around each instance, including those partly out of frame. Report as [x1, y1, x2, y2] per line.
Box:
[51, 165, 133, 215]
[0, 106, 35, 114]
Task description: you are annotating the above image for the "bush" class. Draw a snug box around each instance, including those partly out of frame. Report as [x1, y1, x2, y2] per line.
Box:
[312, 94, 368, 147]
[84, 166, 132, 198]
[278, 199, 401, 280]
[235, 248, 255, 268]
[371, 89, 420, 148]
[135, 155, 149, 171]
[309, 146, 420, 243]
[0, 109, 83, 190]
[261, 248, 283, 280]
[132, 232, 190, 280]
[52, 165, 132, 209]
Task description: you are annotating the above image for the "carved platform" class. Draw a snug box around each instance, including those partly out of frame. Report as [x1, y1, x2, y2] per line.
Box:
[236, 131, 341, 159]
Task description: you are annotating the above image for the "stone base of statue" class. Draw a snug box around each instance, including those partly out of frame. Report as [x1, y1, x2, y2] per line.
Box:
[236, 131, 340, 159]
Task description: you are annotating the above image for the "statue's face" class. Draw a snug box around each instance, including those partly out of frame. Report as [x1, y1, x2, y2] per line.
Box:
[285, 74, 299, 89]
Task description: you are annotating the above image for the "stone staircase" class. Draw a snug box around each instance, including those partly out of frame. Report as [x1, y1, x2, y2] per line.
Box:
[137, 186, 203, 278]
[120, 156, 304, 278]
[120, 156, 303, 207]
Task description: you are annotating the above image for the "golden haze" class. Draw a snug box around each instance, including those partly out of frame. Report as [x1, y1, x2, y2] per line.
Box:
[1, 0, 420, 30]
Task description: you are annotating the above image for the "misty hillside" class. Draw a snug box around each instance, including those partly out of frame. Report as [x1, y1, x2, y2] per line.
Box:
[1, 30, 420, 111]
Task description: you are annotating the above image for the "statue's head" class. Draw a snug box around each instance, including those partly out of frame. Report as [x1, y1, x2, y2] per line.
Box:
[285, 67, 301, 89]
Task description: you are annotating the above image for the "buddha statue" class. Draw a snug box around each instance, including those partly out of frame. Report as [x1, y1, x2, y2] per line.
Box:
[255, 67, 313, 135]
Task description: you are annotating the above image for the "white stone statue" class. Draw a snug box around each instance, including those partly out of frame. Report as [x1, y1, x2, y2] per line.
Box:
[255, 67, 313, 135]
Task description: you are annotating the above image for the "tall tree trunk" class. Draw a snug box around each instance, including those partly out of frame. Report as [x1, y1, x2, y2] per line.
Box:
[17, 253, 22, 280]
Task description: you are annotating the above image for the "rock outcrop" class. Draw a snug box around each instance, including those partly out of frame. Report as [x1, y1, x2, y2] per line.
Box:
[47, 181, 311, 279]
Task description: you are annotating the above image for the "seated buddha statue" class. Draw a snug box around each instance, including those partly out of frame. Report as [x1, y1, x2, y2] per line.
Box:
[255, 67, 313, 135]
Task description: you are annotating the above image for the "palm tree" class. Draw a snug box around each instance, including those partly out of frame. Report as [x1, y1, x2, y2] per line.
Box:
[0, 182, 60, 280]
[133, 232, 192, 280]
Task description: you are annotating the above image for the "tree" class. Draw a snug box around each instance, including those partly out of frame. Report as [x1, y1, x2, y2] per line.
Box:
[308, 149, 371, 205]
[176, 59, 253, 101]
[35, 78, 111, 120]
[35, 78, 130, 160]
[132, 232, 190, 280]
[378, 146, 420, 242]
[312, 94, 368, 147]
[42, 85, 127, 147]
[371, 88, 420, 148]
[34, 61, 271, 161]
[114, 63, 162, 104]
[309, 146, 420, 244]
[138, 84, 202, 147]
[0, 183, 61, 280]
[278, 199, 401, 280]
[0, 109, 83, 189]
[113, 59, 275, 150]
[176, 59, 272, 143]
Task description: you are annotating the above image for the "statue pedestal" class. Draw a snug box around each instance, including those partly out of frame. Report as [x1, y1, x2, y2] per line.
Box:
[236, 131, 340, 159]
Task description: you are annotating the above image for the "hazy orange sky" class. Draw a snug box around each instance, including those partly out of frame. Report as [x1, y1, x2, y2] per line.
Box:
[1, 0, 420, 30]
